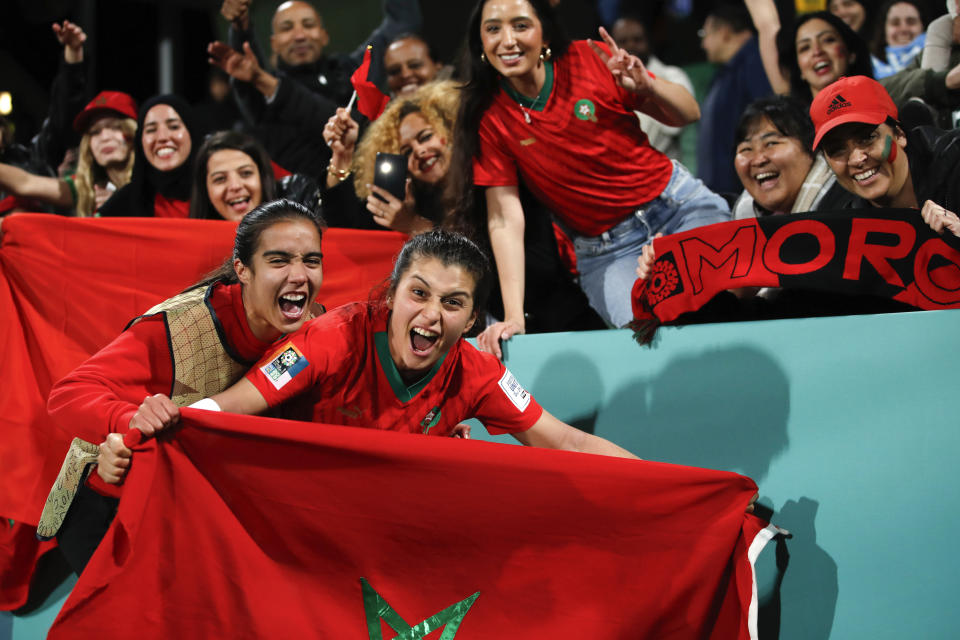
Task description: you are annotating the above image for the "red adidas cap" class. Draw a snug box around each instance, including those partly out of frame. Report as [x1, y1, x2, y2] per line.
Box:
[73, 91, 138, 133]
[810, 76, 898, 150]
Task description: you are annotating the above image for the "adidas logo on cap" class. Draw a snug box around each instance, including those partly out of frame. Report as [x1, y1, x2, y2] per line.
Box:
[826, 94, 851, 115]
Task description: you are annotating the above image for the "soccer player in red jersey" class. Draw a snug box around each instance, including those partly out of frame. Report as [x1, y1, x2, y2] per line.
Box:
[448, 0, 731, 355]
[204, 230, 639, 458]
[47, 199, 326, 572]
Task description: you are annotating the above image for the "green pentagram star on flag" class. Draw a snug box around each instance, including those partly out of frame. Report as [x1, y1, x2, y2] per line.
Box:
[361, 578, 480, 640]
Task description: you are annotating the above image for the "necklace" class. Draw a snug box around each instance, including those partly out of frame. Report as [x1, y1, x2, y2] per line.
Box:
[519, 92, 544, 124]
[504, 61, 552, 124]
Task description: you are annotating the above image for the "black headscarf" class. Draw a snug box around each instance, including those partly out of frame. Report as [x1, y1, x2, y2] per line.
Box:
[98, 94, 201, 217]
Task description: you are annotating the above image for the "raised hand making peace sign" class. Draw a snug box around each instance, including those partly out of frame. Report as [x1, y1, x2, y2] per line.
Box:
[588, 26, 654, 97]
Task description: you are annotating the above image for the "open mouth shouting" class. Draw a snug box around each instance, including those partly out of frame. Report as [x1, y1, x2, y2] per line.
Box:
[410, 326, 440, 355]
[279, 292, 309, 322]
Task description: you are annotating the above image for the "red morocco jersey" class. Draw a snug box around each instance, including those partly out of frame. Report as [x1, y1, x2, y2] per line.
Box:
[473, 40, 674, 237]
[246, 302, 543, 437]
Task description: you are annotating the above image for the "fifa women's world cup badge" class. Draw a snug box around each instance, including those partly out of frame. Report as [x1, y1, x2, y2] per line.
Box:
[260, 343, 310, 390]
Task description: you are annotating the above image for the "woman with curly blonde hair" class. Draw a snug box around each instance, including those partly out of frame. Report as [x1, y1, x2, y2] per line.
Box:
[0, 91, 137, 217]
[322, 80, 459, 234]
[323, 79, 606, 339]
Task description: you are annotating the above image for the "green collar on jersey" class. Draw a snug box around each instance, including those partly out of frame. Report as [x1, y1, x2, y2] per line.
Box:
[374, 331, 448, 402]
[500, 59, 554, 112]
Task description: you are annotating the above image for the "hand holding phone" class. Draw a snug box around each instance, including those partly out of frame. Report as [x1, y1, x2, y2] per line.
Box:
[373, 152, 408, 203]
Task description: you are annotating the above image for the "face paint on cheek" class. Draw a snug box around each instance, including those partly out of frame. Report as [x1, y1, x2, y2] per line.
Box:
[880, 134, 898, 164]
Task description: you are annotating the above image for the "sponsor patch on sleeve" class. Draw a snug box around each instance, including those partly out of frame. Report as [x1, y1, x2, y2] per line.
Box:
[498, 369, 531, 412]
[259, 343, 309, 390]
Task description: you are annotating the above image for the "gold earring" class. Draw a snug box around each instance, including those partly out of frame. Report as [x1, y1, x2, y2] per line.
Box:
[541, 47, 552, 61]
[480, 52, 487, 63]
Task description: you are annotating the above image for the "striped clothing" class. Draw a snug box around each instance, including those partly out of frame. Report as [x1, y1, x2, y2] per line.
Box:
[473, 40, 674, 237]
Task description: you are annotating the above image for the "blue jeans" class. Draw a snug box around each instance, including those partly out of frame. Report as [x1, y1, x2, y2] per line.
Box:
[571, 161, 731, 327]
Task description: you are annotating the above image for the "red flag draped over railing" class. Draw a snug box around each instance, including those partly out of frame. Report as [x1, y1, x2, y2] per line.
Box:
[48, 409, 773, 639]
[0, 214, 405, 609]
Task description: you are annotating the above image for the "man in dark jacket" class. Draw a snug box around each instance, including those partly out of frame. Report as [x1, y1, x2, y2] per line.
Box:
[210, 0, 420, 177]
[696, 3, 772, 198]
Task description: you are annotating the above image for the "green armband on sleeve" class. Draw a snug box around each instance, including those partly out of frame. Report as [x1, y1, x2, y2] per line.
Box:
[63, 174, 78, 205]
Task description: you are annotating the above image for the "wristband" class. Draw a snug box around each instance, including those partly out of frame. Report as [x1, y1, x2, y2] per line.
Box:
[188, 397, 221, 412]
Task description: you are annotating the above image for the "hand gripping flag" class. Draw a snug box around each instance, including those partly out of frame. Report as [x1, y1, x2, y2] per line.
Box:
[351, 46, 390, 121]
[0, 215, 405, 610]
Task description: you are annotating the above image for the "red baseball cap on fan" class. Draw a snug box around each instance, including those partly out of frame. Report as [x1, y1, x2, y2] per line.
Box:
[810, 76, 898, 150]
[73, 91, 138, 133]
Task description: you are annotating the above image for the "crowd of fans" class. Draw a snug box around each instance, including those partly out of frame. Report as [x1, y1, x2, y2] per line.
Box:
[3, 0, 960, 339]
[5, 0, 958, 593]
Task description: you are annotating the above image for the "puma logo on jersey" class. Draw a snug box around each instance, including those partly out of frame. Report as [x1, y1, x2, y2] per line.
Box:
[337, 405, 364, 419]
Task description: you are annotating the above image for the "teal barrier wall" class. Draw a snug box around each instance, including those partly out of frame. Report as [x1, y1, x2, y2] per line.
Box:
[469, 309, 960, 639]
[7, 309, 958, 638]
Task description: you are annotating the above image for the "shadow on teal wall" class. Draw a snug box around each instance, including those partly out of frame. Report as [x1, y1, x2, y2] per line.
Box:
[595, 346, 790, 481]
[772, 497, 838, 640]
[529, 344, 839, 639]
[470, 309, 960, 638]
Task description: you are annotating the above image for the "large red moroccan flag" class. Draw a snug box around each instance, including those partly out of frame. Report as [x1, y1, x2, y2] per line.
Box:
[48, 409, 775, 639]
[0, 214, 405, 608]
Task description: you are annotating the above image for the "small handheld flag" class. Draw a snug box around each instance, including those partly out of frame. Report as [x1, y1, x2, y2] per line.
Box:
[350, 46, 390, 120]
